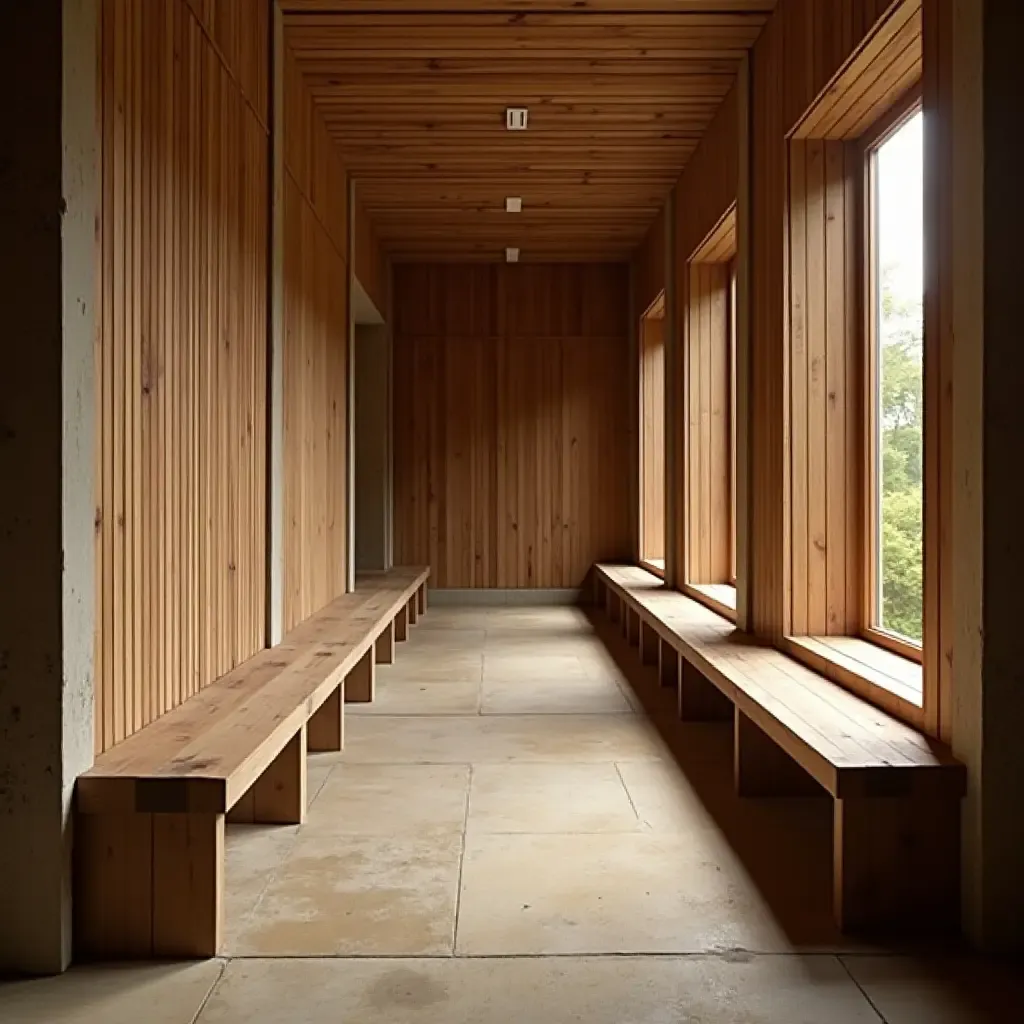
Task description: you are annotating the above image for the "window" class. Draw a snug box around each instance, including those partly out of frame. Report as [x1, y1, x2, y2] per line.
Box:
[639, 293, 666, 577]
[866, 110, 924, 650]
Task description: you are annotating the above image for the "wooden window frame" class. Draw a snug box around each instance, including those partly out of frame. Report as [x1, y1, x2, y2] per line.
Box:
[858, 88, 924, 665]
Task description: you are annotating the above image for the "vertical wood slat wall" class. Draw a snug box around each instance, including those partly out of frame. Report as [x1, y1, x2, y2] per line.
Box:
[787, 139, 861, 636]
[393, 263, 632, 589]
[281, 42, 351, 634]
[634, 0, 946, 728]
[748, 0, 899, 640]
[94, 0, 269, 755]
[685, 263, 732, 586]
[639, 314, 666, 564]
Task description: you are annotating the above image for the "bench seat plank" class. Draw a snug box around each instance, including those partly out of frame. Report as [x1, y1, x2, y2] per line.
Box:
[75, 567, 430, 959]
[595, 564, 964, 797]
[594, 563, 966, 935]
[79, 567, 429, 817]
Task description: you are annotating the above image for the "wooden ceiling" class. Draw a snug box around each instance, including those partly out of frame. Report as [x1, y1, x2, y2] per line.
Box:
[282, 1, 773, 261]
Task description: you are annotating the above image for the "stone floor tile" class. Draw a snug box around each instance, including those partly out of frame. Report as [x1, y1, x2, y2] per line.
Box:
[227, 834, 461, 956]
[197, 955, 880, 1024]
[0, 961, 224, 1024]
[300, 763, 470, 838]
[467, 761, 640, 834]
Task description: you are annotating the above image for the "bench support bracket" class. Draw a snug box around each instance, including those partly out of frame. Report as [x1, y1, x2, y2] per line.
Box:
[734, 710, 822, 797]
[344, 646, 376, 703]
[308, 685, 344, 752]
[228, 726, 308, 825]
[376, 619, 396, 665]
[834, 796, 960, 934]
[76, 811, 224, 959]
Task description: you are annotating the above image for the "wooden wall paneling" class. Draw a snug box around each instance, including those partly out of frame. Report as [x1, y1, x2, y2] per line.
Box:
[749, 7, 787, 639]
[393, 263, 631, 588]
[922, 0, 953, 740]
[793, 0, 922, 141]
[639, 314, 665, 565]
[280, 37, 352, 634]
[747, 0, 896, 641]
[785, 136, 860, 637]
[95, 0, 268, 753]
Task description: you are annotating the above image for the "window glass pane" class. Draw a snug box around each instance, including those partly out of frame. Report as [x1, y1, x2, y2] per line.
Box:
[874, 111, 924, 643]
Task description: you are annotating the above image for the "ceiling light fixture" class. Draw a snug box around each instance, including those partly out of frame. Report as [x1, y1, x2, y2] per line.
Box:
[505, 247, 520, 263]
[505, 197, 523, 213]
[506, 108, 528, 131]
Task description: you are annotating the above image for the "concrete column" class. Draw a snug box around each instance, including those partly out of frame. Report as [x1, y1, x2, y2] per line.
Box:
[267, 2, 286, 645]
[951, 0, 1024, 953]
[0, 0, 98, 974]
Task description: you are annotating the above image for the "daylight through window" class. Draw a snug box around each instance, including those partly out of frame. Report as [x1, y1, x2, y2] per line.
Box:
[870, 110, 924, 645]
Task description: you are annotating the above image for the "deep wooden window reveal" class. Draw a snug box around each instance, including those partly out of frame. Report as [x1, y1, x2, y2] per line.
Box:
[683, 206, 737, 619]
[639, 293, 666, 577]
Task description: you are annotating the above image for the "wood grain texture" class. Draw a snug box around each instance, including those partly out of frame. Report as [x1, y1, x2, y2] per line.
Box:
[630, 81, 737, 593]
[921, 0, 952, 741]
[393, 263, 632, 587]
[281, 40, 350, 635]
[787, 139, 861, 637]
[353, 190, 389, 316]
[639, 313, 666, 566]
[748, 0, 897, 641]
[282, 5, 770, 260]
[94, 0, 268, 754]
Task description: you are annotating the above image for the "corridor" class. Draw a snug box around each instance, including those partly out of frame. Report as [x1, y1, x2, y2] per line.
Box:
[3, 606, 1020, 1022]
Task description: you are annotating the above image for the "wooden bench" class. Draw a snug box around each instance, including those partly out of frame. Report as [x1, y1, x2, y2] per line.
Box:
[592, 564, 966, 935]
[74, 566, 429, 960]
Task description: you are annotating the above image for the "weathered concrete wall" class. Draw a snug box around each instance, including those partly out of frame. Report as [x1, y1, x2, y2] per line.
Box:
[0, 0, 97, 974]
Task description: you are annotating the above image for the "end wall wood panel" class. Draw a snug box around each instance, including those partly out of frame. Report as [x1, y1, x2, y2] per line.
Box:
[393, 263, 632, 588]
[94, 0, 268, 753]
[282, 42, 351, 634]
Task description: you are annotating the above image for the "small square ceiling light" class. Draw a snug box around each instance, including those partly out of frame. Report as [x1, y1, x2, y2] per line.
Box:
[505, 247, 520, 263]
[505, 197, 522, 213]
[506, 108, 528, 131]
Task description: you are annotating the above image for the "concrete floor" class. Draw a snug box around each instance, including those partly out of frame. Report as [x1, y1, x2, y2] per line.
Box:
[2, 605, 1021, 1022]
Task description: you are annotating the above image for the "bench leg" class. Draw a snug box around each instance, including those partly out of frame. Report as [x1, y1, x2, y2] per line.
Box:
[639, 621, 659, 666]
[308, 684, 344, 752]
[153, 813, 225, 957]
[604, 586, 619, 623]
[376, 619, 396, 665]
[626, 607, 640, 648]
[678, 660, 733, 722]
[408, 594, 419, 626]
[395, 603, 409, 642]
[344, 646, 376, 703]
[229, 726, 308, 825]
[76, 811, 224, 959]
[834, 796, 960, 934]
[659, 641, 679, 689]
[734, 710, 821, 797]
[418, 582, 428, 616]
